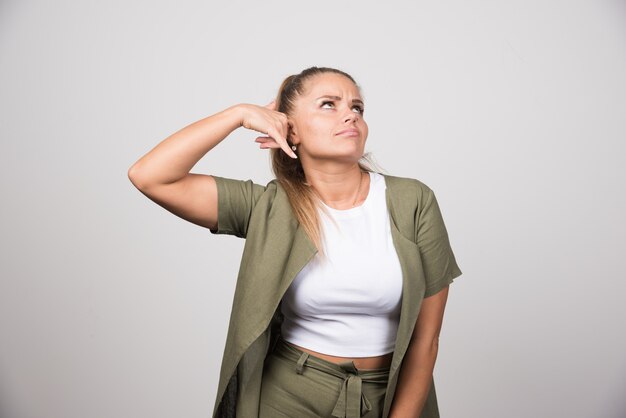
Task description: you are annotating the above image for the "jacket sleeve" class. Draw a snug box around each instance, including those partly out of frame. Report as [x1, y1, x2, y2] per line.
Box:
[209, 175, 267, 239]
[415, 186, 463, 298]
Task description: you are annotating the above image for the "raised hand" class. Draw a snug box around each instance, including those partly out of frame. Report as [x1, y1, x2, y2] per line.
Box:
[239, 100, 297, 159]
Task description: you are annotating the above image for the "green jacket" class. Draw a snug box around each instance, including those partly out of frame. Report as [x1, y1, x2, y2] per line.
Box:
[209, 172, 463, 418]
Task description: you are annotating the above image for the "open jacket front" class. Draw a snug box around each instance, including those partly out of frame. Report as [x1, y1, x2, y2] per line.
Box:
[209, 172, 463, 418]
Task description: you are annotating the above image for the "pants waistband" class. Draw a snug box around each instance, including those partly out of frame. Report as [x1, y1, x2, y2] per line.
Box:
[272, 335, 390, 418]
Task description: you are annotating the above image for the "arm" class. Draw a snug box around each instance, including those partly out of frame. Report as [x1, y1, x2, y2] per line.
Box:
[128, 105, 243, 188]
[388, 285, 450, 418]
[127, 105, 242, 230]
[127, 101, 294, 230]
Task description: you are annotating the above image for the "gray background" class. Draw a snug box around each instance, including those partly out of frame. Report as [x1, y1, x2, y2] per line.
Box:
[1, 0, 625, 417]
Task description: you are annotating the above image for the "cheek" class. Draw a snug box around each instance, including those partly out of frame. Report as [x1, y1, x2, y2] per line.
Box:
[303, 117, 331, 137]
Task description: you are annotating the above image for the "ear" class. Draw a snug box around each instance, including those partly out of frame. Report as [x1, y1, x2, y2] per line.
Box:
[288, 121, 298, 143]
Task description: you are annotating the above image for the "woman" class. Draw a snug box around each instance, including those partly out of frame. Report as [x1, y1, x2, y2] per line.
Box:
[128, 66, 463, 418]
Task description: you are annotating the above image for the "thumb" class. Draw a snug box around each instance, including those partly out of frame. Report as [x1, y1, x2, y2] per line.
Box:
[265, 99, 277, 109]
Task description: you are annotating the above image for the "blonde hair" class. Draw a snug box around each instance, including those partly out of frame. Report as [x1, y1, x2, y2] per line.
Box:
[270, 66, 385, 257]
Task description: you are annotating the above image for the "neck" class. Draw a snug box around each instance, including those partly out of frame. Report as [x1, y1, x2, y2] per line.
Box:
[305, 166, 368, 210]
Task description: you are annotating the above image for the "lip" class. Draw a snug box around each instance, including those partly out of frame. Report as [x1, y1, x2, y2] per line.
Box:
[336, 128, 359, 136]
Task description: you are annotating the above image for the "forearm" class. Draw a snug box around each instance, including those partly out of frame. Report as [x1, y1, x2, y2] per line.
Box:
[128, 104, 243, 187]
[388, 338, 439, 418]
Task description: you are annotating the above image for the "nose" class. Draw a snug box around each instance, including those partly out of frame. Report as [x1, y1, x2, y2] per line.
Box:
[343, 108, 359, 124]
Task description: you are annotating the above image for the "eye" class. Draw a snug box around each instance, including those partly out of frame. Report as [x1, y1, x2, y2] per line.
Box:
[321, 101, 365, 115]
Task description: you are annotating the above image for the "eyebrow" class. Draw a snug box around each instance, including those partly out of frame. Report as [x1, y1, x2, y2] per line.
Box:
[316, 95, 364, 106]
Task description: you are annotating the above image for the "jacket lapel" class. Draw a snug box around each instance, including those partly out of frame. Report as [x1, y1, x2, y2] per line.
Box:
[278, 221, 318, 295]
[382, 175, 427, 416]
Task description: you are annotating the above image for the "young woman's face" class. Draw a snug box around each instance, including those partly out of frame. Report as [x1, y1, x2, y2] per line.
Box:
[289, 73, 368, 165]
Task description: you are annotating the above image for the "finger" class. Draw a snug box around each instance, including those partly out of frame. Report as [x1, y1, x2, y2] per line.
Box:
[255, 135, 281, 150]
[264, 99, 276, 110]
[256, 140, 280, 148]
[259, 141, 280, 149]
[267, 127, 297, 159]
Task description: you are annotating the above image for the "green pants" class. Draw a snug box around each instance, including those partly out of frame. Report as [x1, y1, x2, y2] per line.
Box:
[259, 335, 390, 418]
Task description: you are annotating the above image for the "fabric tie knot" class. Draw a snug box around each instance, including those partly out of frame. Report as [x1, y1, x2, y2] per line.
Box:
[330, 362, 373, 418]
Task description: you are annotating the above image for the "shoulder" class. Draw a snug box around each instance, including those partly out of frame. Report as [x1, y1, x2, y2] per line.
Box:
[379, 172, 433, 200]
[257, 178, 288, 208]
[263, 178, 282, 198]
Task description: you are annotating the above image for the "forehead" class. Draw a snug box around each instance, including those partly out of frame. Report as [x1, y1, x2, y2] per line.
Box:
[302, 73, 361, 98]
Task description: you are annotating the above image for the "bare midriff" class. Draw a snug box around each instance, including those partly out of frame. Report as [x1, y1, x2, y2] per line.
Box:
[289, 342, 393, 371]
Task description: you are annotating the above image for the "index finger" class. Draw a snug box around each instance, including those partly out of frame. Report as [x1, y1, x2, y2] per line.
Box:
[267, 126, 297, 159]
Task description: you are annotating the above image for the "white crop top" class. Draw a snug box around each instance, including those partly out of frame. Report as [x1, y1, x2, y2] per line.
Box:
[280, 171, 404, 357]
